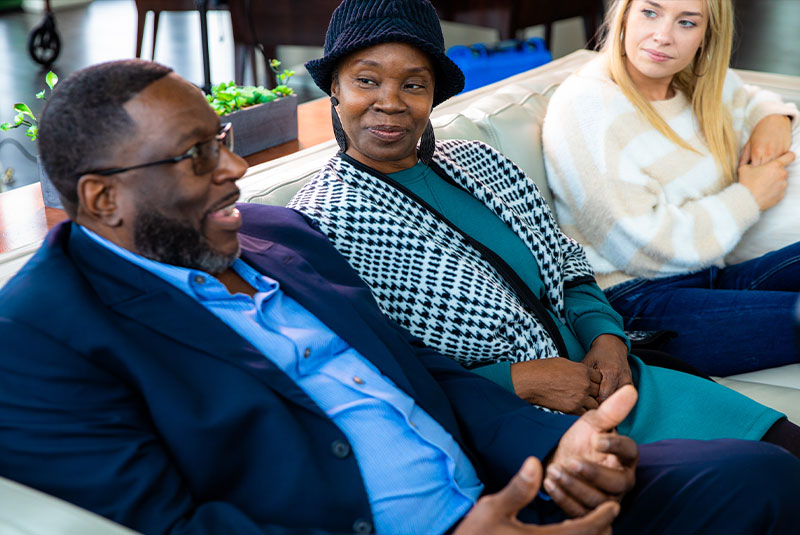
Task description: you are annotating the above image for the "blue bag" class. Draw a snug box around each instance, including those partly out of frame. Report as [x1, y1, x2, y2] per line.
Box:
[446, 37, 552, 93]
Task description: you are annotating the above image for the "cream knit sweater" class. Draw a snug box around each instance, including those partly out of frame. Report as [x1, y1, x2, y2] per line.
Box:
[542, 54, 798, 289]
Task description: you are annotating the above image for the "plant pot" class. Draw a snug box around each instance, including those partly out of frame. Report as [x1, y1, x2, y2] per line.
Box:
[38, 155, 63, 209]
[222, 94, 298, 157]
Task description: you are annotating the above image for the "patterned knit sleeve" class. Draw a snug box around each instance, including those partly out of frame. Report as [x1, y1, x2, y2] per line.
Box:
[725, 69, 799, 139]
[542, 67, 760, 280]
[439, 139, 596, 286]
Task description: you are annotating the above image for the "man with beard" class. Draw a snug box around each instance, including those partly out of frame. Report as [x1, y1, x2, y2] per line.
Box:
[0, 59, 798, 535]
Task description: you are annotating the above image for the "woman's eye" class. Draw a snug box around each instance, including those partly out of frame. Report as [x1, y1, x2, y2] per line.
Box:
[405, 83, 424, 90]
[679, 19, 697, 28]
[356, 78, 376, 86]
[641, 8, 657, 18]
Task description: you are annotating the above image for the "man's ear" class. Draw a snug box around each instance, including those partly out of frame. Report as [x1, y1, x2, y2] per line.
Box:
[76, 174, 123, 226]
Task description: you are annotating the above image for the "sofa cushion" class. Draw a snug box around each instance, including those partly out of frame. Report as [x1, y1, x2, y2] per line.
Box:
[714, 374, 800, 425]
[0, 475, 140, 535]
[433, 86, 555, 208]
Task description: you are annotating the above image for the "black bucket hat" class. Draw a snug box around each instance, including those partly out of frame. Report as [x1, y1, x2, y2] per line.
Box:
[305, 0, 465, 107]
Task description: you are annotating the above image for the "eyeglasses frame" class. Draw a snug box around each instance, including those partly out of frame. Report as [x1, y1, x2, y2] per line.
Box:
[84, 122, 234, 177]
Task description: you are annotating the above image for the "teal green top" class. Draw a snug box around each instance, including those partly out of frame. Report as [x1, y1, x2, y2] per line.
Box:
[386, 162, 781, 444]
[388, 162, 627, 388]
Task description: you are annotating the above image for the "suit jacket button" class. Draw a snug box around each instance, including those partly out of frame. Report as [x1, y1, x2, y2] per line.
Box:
[353, 519, 373, 534]
[331, 439, 350, 458]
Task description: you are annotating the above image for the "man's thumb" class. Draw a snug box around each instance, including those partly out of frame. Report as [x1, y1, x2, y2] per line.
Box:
[584, 384, 638, 431]
[490, 457, 542, 517]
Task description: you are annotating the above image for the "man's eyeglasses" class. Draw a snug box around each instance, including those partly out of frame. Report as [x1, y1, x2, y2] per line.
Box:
[86, 122, 234, 177]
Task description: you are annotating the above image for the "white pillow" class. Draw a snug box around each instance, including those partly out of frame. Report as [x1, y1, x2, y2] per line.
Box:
[726, 125, 800, 265]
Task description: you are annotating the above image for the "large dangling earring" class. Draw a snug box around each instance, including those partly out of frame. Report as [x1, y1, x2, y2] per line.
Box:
[418, 121, 436, 165]
[330, 96, 348, 152]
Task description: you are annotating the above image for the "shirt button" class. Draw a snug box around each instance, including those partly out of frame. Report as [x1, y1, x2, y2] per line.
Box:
[352, 376, 365, 385]
[353, 519, 373, 534]
[330, 439, 351, 459]
[303, 347, 311, 358]
[193, 275, 206, 284]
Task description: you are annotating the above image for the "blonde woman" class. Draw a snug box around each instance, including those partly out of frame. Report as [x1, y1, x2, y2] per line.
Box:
[542, 0, 800, 376]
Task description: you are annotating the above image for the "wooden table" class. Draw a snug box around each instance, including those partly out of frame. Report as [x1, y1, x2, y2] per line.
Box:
[0, 96, 333, 255]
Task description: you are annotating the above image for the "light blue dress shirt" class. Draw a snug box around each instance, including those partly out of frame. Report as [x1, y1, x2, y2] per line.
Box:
[79, 225, 483, 534]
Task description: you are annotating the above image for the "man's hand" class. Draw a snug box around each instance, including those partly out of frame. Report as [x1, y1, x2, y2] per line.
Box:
[511, 358, 602, 415]
[455, 457, 620, 535]
[544, 386, 639, 517]
[741, 114, 793, 166]
[581, 335, 632, 403]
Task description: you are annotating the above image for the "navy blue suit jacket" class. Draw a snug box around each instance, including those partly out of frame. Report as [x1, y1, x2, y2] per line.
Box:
[0, 204, 575, 535]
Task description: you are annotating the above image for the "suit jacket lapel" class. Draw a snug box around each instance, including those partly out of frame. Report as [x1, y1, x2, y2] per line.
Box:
[68, 225, 326, 415]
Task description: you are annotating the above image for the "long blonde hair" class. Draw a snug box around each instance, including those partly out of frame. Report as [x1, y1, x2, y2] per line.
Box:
[602, 0, 737, 180]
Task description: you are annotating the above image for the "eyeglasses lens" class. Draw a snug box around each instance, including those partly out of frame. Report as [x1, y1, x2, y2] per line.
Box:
[191, 123, 234, 175]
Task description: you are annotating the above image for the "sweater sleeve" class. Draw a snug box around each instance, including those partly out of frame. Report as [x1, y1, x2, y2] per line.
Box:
[542, 62, 761, 279]
[726, 70, 800, 136]
[469, 361, 515, 393]
[563, 281, 630, 354]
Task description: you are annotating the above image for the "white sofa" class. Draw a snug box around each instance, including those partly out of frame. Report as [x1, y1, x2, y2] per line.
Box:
[1, 48, 800, 533]
[0, 475, 141, 534]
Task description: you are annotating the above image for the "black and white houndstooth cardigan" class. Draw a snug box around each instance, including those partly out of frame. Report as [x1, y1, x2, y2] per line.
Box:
[288, 139, 595, 366]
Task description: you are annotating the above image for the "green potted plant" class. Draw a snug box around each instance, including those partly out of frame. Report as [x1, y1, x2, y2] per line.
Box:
[1, 71, 62, 208]
[206, 60, 298, 157]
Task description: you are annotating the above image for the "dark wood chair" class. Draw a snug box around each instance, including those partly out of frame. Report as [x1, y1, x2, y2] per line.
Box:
[134, 0, 198, 59]
[227, 0, 339, 87]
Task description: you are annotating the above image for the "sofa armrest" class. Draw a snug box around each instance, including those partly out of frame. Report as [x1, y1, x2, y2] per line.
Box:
[0, 476, 140, 535]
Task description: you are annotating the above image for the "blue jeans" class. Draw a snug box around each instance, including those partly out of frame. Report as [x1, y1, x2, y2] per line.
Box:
[605, 242, 800, 376]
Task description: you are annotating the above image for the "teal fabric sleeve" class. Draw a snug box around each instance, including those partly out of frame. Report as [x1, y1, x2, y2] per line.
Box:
[469, 361, 515, 393]
[563, 282, 630, 353]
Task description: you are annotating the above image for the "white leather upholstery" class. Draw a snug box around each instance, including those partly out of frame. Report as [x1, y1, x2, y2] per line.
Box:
[0, 241, 41, 289]
[0, 476, 140, 535]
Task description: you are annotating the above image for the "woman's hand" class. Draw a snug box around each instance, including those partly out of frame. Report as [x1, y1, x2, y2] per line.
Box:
[739, 151, 795, 211]
[581, 335, 632, 404]
[510, 358, 602, 415]
[741, 114, 793, 167]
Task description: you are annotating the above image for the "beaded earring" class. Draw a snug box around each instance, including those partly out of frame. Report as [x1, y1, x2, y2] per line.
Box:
[330, 96, 348, 152]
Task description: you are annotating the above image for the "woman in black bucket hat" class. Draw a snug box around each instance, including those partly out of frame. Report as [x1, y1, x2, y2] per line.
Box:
[305, 0, 464, 108]
[289, 0, 800, 481]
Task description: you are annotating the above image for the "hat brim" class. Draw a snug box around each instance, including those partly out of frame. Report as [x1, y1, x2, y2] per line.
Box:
[306, 30, 465, 108]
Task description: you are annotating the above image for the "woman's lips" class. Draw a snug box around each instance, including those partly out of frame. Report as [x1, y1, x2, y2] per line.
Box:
[368, 126, 407, 141]
[644, 49, 672, 63]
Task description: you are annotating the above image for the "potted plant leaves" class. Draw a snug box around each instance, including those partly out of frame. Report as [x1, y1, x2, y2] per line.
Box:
[206, 60, 298, 157]
[0, 71, 62, 208]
